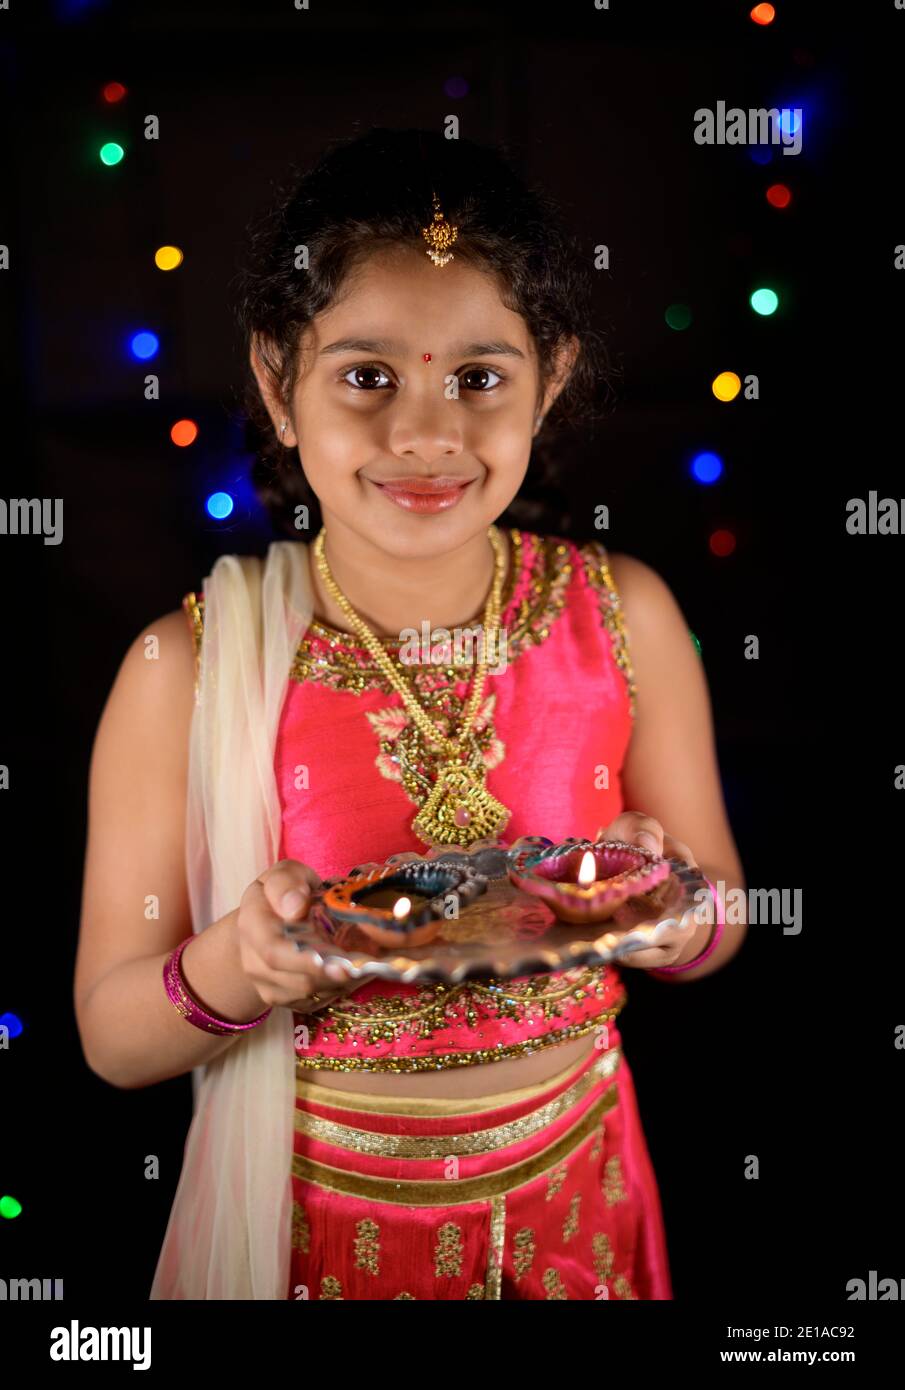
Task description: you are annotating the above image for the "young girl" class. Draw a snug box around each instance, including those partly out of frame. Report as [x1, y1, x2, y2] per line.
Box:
[74, 127, 746, 1301]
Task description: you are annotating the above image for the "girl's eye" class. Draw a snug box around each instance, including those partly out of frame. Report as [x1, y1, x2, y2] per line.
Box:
[342, 364, 393, 390]
[460, 366, 503, 391]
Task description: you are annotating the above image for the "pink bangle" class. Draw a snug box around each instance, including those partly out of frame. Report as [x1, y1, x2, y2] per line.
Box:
[163, 936, 272, 1034]
[650, 876, 725, 976]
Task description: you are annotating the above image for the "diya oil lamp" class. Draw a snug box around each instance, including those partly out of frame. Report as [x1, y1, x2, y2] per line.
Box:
[321, 861, 489, 948]
[508, 838, 671, 925]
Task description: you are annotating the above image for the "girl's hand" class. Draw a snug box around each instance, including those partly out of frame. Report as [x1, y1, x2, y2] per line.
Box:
[236, 858, 360, 1013]
[594, 810, 708, 971]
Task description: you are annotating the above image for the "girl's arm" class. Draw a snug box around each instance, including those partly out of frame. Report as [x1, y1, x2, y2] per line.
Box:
[74, 611, 269, 1089]
[607, 553, 748, 982]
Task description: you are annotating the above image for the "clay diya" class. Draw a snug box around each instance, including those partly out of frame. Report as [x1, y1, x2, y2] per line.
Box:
[507, 838, 671, 925]
[320, 861, 488, 948]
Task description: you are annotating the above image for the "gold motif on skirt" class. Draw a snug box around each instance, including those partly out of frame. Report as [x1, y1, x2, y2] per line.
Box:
[603, 1154, 627, 1205]
[434, 1222, 464, 1278]
[613, 1274, 637, 1300]
[545, 1162, 568, 1201]
[353, 1217, 380, 1276]
[319, 1275, 343, 1300]
[592, 1232, 614, 1283]
[513, 1228, 536, 1283]
[394, 1291, 416, 1300]
[562, 1193, 581, 1243]
[465, 1283, 485, 1299]
[291, 1200, 311, 1254]
[589, 1122, 605, 1162]
[543, 1267, 568, 1300]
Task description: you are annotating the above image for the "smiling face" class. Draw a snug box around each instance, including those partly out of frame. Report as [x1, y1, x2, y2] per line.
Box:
[252, 244, 576, 560]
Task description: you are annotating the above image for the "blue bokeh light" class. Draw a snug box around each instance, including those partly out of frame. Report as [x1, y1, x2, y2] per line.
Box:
[691, 452, 723, 484]
[129, 331, 159, 361]
[206, 491, 235, 520]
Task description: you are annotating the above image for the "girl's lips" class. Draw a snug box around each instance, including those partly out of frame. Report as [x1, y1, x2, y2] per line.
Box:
[369, 478, 475, 513]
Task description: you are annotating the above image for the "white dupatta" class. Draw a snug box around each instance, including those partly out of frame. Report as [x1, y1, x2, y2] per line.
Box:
[150, 540, 314, 1300]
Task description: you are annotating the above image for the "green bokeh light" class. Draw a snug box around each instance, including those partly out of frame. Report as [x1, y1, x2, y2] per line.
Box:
[0, 1194, 23, 1219]
[750, 287, 779, 316]
[99, 142, 125, 166]
[665, 303, 693, 331]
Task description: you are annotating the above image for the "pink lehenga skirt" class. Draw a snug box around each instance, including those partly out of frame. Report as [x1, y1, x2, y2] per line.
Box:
[288, 1031, 672, 1301]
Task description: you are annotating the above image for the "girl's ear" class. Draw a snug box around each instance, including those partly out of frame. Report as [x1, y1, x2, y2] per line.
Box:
[539, 334, 581, 418]
[249, 334, 296, 445]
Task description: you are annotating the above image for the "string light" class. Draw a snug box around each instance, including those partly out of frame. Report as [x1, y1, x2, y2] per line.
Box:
[206, 491, 234, 520]
[129, 331, 159, 361]
[712, 372, 741, 402]
[154, 245, 184, 271]
[170, 419, 198, 447]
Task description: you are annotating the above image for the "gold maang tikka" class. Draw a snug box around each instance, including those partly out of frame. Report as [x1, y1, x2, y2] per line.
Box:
[421, 192, 458, 267]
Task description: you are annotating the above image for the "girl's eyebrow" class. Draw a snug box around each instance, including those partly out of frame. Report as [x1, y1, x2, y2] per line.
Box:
[318, 336, 526, 360]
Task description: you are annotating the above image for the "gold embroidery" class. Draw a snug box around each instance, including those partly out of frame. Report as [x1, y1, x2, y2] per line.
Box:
[395, 1291, 416, 1300]
[288, 531, 576, 696]
[589, 1123, 605, 1162]
[434, 1222, 464, 1278]
[513, 1228, 536, 1283]
[592, 1233, 614, 1284]
[581, 541, 637, 716]
[366, 689, 506, 812]
[319, 1275, 343, 1300]
[562, 1193, 581, 1243]
[543, 1268, 568, 1300]
[603, 1155, 627, 1206]
[291, 1200, 310, 1254]
[485, 1195, 507, 1300]
[613, 1274, 637, 1300]
[182, 591, 204, 699]
[465, 1284, 485, 1299]
[546, 1162, 568, 1202]
[353, 1217, 380, 1276]
[296, 965, 623, 1068]
[292, 1086, 618, 1206]
[294, 1049, 622, 1157]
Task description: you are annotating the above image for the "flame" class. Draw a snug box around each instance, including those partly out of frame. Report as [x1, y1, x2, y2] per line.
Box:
[392, 896, 412, 920]
[577, 851, 597, 887]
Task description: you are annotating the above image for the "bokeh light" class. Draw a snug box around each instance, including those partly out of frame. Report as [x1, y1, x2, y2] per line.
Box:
[665, 303, 693, 331]
[0, 1012, 24, 1039]
[0, 1195, 23, 1220]
[129, 331, 159, 361]
[206, 491, 234, 520]
[444, 76, 469, 98]
[99, 142, 124, 166]
[170, 419, 199, 447]
[102, 81, 127, 103]
[750, 3, 775, 24]
[709, 529, 737, 558]
[712, 372, 741, 402]
[750, 286, 779, 316]
[691, 452, 724, 484]
[154, 245, 184, 271]
[766, 183, 792, 209]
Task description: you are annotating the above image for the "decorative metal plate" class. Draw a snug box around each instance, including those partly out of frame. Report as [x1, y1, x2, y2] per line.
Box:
[283, 835, 710, 985]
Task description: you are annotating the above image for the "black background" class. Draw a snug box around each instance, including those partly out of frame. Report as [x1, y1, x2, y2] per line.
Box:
[1, 0, 902, 1346]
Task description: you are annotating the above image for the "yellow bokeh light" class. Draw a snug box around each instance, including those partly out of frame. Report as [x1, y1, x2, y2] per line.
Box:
[154, 245, 184, 271]
[712, 371, 741, 402]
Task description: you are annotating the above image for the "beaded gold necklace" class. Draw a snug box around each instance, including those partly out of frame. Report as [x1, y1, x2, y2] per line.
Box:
[312, 526, 511, 846]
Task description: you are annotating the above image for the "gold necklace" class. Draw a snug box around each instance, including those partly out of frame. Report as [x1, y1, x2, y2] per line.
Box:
[313, 526, 512, 847]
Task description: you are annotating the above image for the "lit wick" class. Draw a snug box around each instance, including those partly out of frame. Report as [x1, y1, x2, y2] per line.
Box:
[392, 896, 412, 920]
[577, 850, 597, 887]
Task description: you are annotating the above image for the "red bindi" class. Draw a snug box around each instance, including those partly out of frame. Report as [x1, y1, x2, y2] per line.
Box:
[422, 353, 432, 362]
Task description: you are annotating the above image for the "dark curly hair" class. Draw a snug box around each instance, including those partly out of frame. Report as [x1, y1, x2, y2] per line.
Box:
[232, 127, 613, 537]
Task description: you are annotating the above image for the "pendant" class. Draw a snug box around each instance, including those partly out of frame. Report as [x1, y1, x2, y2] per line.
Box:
[411, 760, 511, 847]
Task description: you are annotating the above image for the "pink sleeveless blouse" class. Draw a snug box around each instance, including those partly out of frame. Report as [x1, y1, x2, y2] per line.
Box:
[184, 528, 637, 1074]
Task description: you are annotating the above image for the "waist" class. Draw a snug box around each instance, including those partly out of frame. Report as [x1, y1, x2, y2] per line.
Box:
[292, 1039, 623, 1201]
[293, 963, 626, 1076]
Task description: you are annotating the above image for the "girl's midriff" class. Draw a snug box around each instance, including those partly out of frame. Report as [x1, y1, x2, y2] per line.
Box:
[301, 1029, 601, 1100]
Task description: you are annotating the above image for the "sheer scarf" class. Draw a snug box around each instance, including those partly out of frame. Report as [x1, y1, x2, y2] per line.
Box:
[150, 540, 314, 1299]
